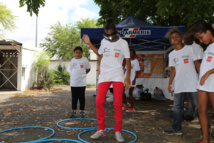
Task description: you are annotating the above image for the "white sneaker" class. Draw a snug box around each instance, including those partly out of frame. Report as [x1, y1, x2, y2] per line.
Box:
[106, 95, 113, 102]
[90, 130, 105, 139]
[115, 131, 125, 142]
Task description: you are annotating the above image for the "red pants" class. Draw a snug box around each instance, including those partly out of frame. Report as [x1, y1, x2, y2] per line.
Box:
[96, 82, 124, 132]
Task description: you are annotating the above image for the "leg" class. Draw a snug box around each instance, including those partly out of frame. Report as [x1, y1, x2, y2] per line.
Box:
[123, 90, 128, 104]
[129, 87, 134, 109]
[171, 93, 185, 131]
[188, 92, 198, 117]
[71, 87, 78, 110]
[198, 90, 209, 143]
[78, 86, 86, 110]
[186, 96, 194, 116]
[113, 82, 124, 132]
[96, 82, 111, 130]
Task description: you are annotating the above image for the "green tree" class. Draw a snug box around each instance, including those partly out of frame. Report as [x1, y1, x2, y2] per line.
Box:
[19, 0, 45, 16]
[40, 18, 102, 60]
[0, 2, 17, 39]
[94, 0, 214, 28]
[156, 0, 214, 28]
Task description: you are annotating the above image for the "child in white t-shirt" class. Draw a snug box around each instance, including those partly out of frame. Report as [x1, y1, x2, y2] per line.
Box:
[70, 46, 90, 118]
[82, 18, 131, 142]
[163, 29, 201, 136]
[191, 21, 214, 143]
[123, 49, 140, 112]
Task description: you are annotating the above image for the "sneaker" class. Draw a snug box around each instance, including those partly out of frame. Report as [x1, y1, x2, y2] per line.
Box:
[126, 108, 135, 112]
[115, 131, 125, 142]
[80, 111, 85, 118]
[106, 95, 113, 102]
[70, 110, 76, 118]
[122, 104, 130, 110]
[90, 130, 105, 139]
[163, 128, 182, 135]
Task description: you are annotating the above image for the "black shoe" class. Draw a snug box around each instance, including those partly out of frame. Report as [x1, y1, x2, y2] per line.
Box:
[70, 110, 76, 118]
[80, 111, 85, 118]
[164, 128, 182, 135]
[184, 115, 194, 121]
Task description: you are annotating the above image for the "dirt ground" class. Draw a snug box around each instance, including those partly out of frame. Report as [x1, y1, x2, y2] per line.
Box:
[0, 86, 214, 143]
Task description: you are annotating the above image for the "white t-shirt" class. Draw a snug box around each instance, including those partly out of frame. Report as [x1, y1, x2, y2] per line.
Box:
[198, 43, 214, 92]
[124, 59, 140, 86]
[169, 45, 201, 94]
[98, 38, 130, 83]
[70, 57, 90, 87]
[192, 42, 204, 60]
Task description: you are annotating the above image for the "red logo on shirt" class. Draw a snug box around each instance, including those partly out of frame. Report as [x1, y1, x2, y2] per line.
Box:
[207, 56, 213, 62]
[184, 59, 189, 63]
[131, 66, 133, 69]
[115, 53, 120, 58]
[80, 65, 83, 68]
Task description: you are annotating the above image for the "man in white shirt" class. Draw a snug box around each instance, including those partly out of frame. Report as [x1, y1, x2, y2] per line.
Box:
[164, 29, 202, 135]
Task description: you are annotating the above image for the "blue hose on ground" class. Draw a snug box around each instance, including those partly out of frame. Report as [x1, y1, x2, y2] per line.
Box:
[78, 128, 138, 143]
[35, 138, 82, 143]
[57, 118, 97, 130]
[0, 126, 55, 143]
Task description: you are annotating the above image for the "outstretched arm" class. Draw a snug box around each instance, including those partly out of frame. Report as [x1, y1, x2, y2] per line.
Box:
[82, 34, 100, 56]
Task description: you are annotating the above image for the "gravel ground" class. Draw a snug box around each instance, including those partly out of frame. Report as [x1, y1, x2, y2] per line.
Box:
[0, 86, 214, 143]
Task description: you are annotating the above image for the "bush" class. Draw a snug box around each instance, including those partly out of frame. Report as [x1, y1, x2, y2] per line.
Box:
[32, 51, 55, 90]
[54, 64, 70, 85]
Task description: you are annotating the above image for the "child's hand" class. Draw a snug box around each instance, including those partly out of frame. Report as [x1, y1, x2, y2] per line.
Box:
[168, 85, 172, 93]
[132, 79, 136, 85]
[82, 34, 91, 44]
[124, 78, 131, 90]
[200, 72, 209, 86]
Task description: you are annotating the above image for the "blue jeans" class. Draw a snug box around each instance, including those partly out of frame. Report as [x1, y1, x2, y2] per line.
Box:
[171, 92, 197, 131]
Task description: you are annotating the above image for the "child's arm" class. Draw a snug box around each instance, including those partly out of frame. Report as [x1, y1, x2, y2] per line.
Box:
[200, 68, 214, 85]
[124, 58, 131, 89]
[168, 67, 175, 93]
[194, 60, 202, 73]
[132, 71, 138, 85]
[86, 69, 90, 74]
[82, 34, 100, 56]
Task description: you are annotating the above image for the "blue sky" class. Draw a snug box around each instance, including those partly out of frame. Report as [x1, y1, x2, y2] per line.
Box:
[1, 0, 101, 47]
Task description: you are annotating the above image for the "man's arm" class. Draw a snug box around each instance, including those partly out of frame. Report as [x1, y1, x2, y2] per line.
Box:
[168, 66, 175, 93]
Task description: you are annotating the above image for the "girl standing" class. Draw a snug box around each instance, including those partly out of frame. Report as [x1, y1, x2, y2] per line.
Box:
[70, 46, 91, 118]
[123, 49, 140, 112]
[82, 18, 131, 142]
[191, 21, 214, 143]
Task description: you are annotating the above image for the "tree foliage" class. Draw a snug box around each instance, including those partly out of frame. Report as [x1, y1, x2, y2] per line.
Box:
[19, 0, 45, 16]
[0, 2, 17, 39]
[94, 0, 214, 28]
[40, 18, 102, 60]
[54, 64, 70, 85]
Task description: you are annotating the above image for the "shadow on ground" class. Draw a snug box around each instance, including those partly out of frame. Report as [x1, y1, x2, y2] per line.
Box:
[0, 88, 213, 143]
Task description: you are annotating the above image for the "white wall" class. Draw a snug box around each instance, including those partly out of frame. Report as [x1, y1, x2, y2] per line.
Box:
[21, 47, 41, 91]
[49, 60, 97, 85]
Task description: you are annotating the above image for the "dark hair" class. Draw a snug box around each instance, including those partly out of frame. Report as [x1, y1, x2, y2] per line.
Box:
[104, 18, 117, 32]
[183, 32, 194, 45]
[191, 21, 214, 36]
[130, 48, 136, 55]
[74, 46, 83, 52]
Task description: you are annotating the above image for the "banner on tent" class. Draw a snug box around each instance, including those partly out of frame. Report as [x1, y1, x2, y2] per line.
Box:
[119, 28, 151, 38]
[136, 54, 164, 78]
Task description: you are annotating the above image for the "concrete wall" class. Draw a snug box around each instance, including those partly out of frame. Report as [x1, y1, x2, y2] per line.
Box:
[21, 47, 41, 91]
[49, 60, 97, 85]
